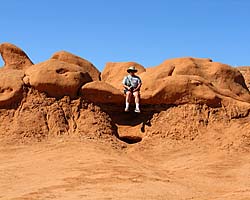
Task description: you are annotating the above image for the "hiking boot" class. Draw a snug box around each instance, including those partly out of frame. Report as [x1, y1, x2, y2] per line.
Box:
[134, 108, 140, 113]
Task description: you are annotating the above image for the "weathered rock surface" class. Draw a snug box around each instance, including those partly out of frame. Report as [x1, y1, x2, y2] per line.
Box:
[99, 58, 250, 106]
[0, 43, 250, 152]
[238, 66, 250, 90]
[0, 90, 116, 143]
[0, 43, 33, 69]
[25, 59, 93, 99]
[165, 58, 249, 101]
[139, 57, 250, 105]
[2, 44, 250, 200]
[81, 81, 124, 104]
[0, 69, 24, 107]
[51, 51, 100, 81]
[141, 75, 222, 106]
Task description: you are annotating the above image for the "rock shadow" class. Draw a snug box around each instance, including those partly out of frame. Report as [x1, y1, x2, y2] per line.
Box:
[97, 104, 174, 144]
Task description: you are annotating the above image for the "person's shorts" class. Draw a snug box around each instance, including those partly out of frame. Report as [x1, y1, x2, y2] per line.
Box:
[124, 89, 130, 94]
[124, 88, 140, 95]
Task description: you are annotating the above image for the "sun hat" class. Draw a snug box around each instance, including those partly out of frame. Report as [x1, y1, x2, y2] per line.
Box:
[127, 66, 138, 73]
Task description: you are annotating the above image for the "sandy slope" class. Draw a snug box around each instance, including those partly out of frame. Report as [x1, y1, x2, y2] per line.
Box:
[1, 138, 250, 200]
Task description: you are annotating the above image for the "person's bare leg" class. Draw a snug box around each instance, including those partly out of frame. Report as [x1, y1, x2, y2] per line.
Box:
[125, 91, 132, 111]
[133, 91, 140, 112]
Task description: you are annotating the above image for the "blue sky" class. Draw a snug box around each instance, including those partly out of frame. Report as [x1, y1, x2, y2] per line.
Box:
[1, 0, 250, 71]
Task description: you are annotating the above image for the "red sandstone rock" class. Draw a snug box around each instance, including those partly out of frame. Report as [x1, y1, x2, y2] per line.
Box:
[140, 57, 250, 105]
[51, 51, 100, 81]
[0, 43, 33, 70]
[0, 68, 24, 107]
[238, 66, 250, 90]
[81, 81, 124, 104]
[25, 59, 92, 99]
[0, 50, 250, 154]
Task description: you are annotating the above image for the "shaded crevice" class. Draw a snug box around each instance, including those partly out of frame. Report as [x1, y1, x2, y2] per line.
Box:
[56, 68, 69, 74]
[99, 103, 172, 126]
[119, 136, 142, 144]
[96, 103, 173, 144]
[168, 65, 175, 76]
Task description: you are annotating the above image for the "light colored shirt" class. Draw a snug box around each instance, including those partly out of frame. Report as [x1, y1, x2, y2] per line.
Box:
[122, 75, 142, 89]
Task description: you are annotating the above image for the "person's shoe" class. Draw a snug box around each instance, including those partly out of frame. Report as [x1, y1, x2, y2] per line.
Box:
[125, 108, 129, 112]
[134, 108, 140, 113]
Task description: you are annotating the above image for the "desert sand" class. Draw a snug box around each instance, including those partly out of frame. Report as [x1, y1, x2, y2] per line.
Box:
[0, 43, 250, 200]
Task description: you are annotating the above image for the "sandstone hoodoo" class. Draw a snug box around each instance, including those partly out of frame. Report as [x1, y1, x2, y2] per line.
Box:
[24, 59, 94, 99]
[139, 57, 250, 105]
[0, 42, 250, 152]
[0, 43, 33, 70]
[51, 51, 100, 81]
[100, 57, 250, 107]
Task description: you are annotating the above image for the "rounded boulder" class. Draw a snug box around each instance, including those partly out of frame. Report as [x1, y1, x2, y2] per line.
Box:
[25, 59, 93, 99]
[0, 69, 24, 107]
[141, 75, 222, 107]
[51, 51, 100, 81]
[140, 57, 250, 103]
[81, 81, 124, 104]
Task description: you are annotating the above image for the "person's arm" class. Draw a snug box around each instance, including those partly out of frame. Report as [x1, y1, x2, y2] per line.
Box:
[123, 84, 132, 90]
[133, 77, 142, 91]
[133, 83, 141, 92]
[122, 76, 132, 90]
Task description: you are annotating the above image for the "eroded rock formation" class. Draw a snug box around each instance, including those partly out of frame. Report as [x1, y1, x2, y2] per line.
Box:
[0, 43, 33, 69]
[81, 81, 124, 104]
[51, 51, 100, 81]
[238, 66, 250, 90]
[25, 59, 94, 99]
[0, 43, 250, 151]
[0, 68, 24, 107]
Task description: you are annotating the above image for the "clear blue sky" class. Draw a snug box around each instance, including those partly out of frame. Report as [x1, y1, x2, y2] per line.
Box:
[1, 0, 250, 71]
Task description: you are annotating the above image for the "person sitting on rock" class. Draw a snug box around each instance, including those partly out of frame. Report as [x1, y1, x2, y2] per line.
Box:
[122, 66, 142, 113]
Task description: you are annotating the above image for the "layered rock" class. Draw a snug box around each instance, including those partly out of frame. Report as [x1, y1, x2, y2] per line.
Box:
[0, 43, 33, 70]
[0, 91, 116, 143]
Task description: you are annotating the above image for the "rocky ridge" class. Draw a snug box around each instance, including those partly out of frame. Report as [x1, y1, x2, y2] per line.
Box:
[0, 43, 250, 151]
